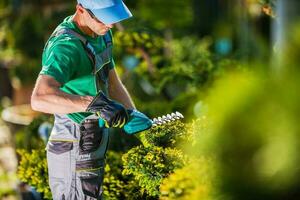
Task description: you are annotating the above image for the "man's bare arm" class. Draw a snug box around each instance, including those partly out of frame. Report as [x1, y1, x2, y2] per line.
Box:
[108, 69, 135, 110]
[31, 75, 93, 114]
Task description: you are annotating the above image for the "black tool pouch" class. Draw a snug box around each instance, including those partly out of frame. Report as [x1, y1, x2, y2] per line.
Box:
[79, 119, 103, 155]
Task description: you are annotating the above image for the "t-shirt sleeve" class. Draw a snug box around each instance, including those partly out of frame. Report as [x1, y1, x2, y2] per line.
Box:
[40, 41, 80, 84]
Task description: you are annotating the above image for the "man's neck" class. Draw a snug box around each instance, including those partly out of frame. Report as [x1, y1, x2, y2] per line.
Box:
[72, 12, 96, 38]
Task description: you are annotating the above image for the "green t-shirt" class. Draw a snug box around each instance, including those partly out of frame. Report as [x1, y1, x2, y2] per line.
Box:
[40, 15, 115, 123]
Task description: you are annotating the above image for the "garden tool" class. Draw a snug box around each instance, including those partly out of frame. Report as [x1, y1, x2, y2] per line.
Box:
[99, 110, 184, 134]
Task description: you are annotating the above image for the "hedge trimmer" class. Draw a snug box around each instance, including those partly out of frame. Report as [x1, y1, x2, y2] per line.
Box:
[99, 110, 184, 134]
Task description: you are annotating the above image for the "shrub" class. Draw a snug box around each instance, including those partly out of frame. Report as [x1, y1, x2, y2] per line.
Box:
[17, 149, 52, 200]
[103, 151, 127, 200]
[122, 145, 187, 197]
[0, 171, 17, 199]
[139, 120, 187, 149]
[195, 70, 300, 200]
[160, 158, 216, 200]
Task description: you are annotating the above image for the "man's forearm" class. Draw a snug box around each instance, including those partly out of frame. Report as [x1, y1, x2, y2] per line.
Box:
[31, 91, 92, 114]
[109, 82, 135, 110]
[31, 75, 93, 114]
[108, 69, 135, 110]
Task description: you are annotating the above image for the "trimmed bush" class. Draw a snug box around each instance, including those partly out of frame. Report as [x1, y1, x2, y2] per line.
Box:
[122, 146, 186, 197]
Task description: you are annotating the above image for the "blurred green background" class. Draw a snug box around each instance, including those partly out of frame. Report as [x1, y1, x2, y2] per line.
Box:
[1, 0, 300, 199]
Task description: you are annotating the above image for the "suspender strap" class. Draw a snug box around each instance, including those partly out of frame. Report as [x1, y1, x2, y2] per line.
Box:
[103, 32, 112, 47]
[52, 29, 96, 65]
[53, 29, 88, 45]
[50, 28, 112, 66]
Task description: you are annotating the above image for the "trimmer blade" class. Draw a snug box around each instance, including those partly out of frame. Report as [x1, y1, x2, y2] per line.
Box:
[152, 111, 184, 127]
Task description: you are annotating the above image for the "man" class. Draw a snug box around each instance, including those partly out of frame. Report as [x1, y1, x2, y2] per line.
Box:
[31, 0, 135, 199]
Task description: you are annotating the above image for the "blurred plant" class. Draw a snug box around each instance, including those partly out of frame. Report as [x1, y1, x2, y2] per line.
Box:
[141, 36, 214, 93]
[282, 22, 300, 71]
[15, 115, 53, 198]
[10, 12, 46, 85]
[17, 149, 52, 199]
[135, 0, 193, 31]
[193, 69, 300, 200]
[114, 30, 163, 75]
[258, 0, 276, 17]
[154, 116, 216, 200]
[114, 31, 163, 55]
[15, 114, 53, 151]
[116, 35, 218, 118]
[0, 2, 74, 86]
[0, 169, 17, 199]
[0, 22, 20, 65]
[160, 157, 216, 200]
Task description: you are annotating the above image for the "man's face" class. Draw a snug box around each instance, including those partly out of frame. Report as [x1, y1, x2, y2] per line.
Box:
[83, 7, 113, 36]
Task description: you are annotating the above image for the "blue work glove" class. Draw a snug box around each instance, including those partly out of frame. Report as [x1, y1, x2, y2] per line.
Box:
[86, 91, 129, 128]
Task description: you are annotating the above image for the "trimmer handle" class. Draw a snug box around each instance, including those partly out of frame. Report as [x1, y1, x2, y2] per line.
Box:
[98, 109, 152, 135]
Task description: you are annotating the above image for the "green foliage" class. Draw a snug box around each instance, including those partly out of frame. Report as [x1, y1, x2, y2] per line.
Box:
[193, 70, 300, 200]
[283, 22, 300, 70]
[138, 37, 214, 93]
[119, 109, 212, 199]
[103, 151, 127, 200]
[258, 0, 276, 17]
[0, 2, 73, 85]
[0, 170, 17, 198]
[12, 12, 44, 58]
[17, 149, 52, 199]
[15, 114, 53, 150]
[5, 11, 45, 85]
[15, 115, 53, 198]
[0, 0, 11, 9]
[139, 121, 187, 148]
[116, 35, 217, 118]
[104, 151, 157, 200]
[9, 58, 41, 86]
[135, 0, 193, 30]
[104, 151, 149, 200]
[154, 116, 216, 200]
[160, 158, 216, 200]
[122, 145, 186, 197]
[0, 22, 21, 66]
[4, 2, 277, 200]
[114, 31, 163, 54]
[259, 0, 276, 7]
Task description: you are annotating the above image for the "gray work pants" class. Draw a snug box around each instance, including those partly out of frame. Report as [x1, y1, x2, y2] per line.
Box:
[46, 114, 109, 200]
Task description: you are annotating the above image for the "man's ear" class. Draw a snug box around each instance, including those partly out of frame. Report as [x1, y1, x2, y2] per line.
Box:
[76, 4, 84, 14]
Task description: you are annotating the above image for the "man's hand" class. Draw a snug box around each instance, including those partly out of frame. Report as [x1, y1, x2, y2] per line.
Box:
[86, 91, 129, 128]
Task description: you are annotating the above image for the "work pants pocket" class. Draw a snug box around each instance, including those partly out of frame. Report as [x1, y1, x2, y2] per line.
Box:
[79, 119, 103, 155]
[77, 159, 105, 199]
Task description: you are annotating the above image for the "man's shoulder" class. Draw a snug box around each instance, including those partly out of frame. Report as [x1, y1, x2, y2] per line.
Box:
[47, 16, 83, 47]
[45, 34, 82, 56]
[45, 26, 84, 56]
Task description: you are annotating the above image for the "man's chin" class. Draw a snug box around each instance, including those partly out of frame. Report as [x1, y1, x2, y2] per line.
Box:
[95, 30, 109, 36]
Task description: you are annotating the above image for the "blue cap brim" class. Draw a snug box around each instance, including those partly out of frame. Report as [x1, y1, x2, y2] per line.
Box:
[91, 1, 132, 25]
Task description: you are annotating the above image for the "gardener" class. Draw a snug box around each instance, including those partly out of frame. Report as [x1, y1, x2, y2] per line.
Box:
[31, 0, 135, 199]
